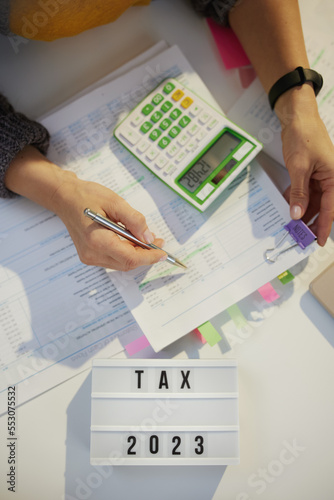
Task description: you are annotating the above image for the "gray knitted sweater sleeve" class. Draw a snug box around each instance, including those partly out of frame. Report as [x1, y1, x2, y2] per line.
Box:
[0, 94, 50, 198]
[0, 0, 235, 199]
[0, 0, 11, 36]
[191, 0, 238, 26]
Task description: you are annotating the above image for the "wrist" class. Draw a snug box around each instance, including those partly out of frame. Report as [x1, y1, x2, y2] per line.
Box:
[274, 83, 320, 129]
[5, 145, 78, 214]
[48, 168, 80, 218]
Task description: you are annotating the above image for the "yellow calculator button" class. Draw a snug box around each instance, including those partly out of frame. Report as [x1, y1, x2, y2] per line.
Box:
[180, 97, 193, 109]
[171, 89, 184, 101]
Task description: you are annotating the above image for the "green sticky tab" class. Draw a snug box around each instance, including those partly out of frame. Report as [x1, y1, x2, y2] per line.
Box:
[277, 270, 295, 284]
[197, 321, 222, 347]
[227, 304, 248, 329]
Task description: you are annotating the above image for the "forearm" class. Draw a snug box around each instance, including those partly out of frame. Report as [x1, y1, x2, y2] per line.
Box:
[229, 0, 334, 244]
[4, 146, 165, 269]
[228, 0, 318, 122]
[4, 145, 76, 215]
[229, 0, 309, 92]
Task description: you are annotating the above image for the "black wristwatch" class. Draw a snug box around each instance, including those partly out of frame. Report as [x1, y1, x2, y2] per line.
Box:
[268, 66, 323, 110]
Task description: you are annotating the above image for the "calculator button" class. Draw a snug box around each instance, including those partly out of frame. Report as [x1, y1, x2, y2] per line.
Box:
[189, 105, 202, 117]
[145, 147, 159, 161]
[170, 108, 182, 120]
[136, 140, 150, 153]
[163, 82, 175, 94]
[180, 97, 193, 109]
[196, 184, 215, 201]
[149, 129, 162, 141]
[151, 111, 163, 123]
[155, 156, 168, 169]
[163, 164, 178, 176]
[166, 143, 180, 157]
[198, 111, 211, 124]
[142, 104, 154, 115]
[140, 121, 153, 133]
[186, 139, 198, 152]
[161, 100, 173, 113]
[197, 129, 208, 142]
[158, 136, 171, 149]
[152, 93, 164, 106]
[131, 114, 144, 127]
[179, 115, 191, 128]
[177, 133, 190, 147]
[168, 126, 181, 138]
[120, 127, 140, 145]
[207, 118, 219, 130]
[188, 123, 199, 136]
[160, 118, 172, 131]
[175, 150, 187, 163]
[171, 89, 184, 101]
[232, 141, 254, 161]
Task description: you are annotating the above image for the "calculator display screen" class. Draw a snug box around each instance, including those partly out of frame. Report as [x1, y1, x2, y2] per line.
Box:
[178, 132, 241, 193]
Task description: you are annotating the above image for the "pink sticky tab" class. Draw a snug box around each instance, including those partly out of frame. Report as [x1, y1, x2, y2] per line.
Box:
[193, 328, 207, 344]
[125, 335, 151, 356]
[258, 283, 280, 303]
[207, 19, 251, 69]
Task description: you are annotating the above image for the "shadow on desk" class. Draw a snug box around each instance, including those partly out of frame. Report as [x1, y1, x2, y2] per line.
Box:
[300, 291, 334, 349]
[64, 374, 226, 500]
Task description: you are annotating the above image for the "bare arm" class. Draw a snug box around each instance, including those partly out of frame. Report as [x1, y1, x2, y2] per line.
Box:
[229, 0, 334, 245]
[5, 146, 166, 270]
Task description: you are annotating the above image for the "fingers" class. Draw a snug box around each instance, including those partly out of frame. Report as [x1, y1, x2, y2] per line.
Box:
[109, 196, 155, 245]
[286, 160, 311, 221]
[284, 178, 334, 246]
[315, 186, 334, 246]
[79, 226, 167, 271]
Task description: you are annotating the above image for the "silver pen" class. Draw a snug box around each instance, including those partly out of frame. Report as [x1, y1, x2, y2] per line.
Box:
[84, 208, 187, 269]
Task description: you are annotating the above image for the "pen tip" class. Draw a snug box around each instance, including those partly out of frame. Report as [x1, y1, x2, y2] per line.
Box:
[176, 259, 187, 269]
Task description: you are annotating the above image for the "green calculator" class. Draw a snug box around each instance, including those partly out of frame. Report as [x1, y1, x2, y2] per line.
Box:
[114, 78, 262, 211]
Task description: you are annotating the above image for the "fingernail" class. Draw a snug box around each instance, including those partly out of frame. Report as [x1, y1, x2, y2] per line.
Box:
[143, 229, 154, 244]
[290, 205, 302, 219]
[159, 254, 167, 262]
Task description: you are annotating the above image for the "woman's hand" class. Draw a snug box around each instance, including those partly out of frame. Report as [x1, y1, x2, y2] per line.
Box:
[5, 145, 167, 271]
[53, 175, 167, 271]
[276, 86, 334, 246]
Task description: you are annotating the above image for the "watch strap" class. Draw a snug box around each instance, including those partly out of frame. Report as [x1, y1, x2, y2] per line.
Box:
[268, 66, 323, 110]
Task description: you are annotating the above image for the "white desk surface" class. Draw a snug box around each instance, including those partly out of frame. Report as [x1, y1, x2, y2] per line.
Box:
[0, 1, 334, 499]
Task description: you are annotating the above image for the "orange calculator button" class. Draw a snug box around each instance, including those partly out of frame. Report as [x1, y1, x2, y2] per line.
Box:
[171, 89, 184, 101]
[180, 97, 193, 109]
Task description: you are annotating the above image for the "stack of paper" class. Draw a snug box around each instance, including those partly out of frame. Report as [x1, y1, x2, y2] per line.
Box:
[0, 42, 317, 415]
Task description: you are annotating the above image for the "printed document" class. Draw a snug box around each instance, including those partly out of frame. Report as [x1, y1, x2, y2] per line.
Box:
[0, 43, 167, 413]
[0, 42, 318, 414]
[35, 43, 316, 352]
